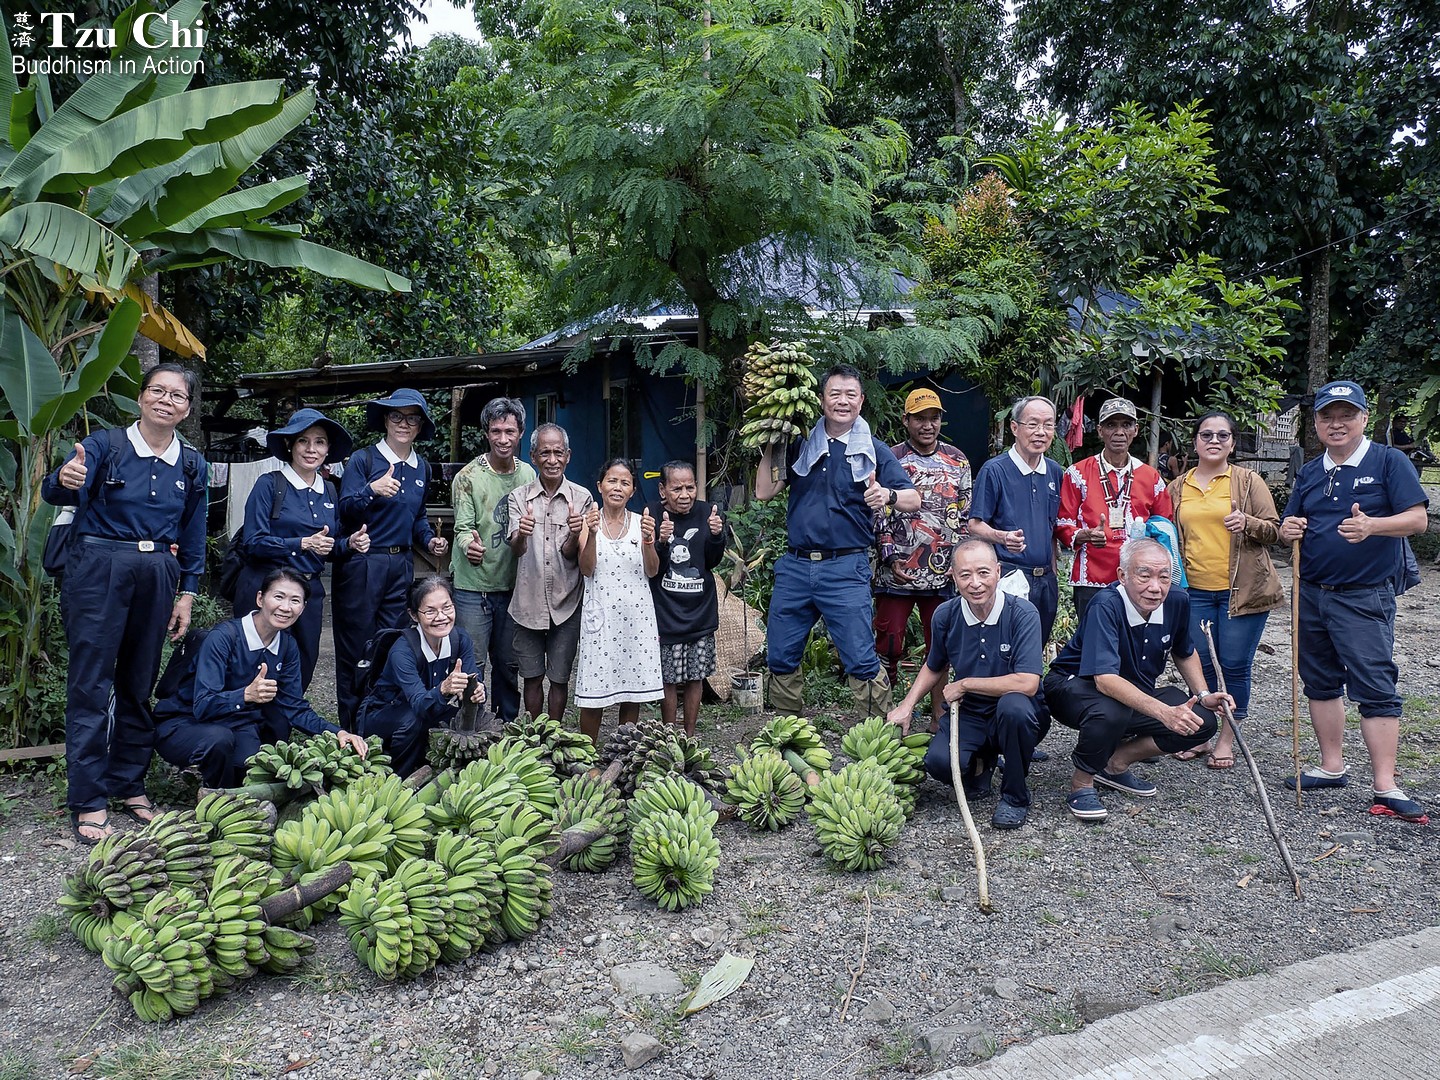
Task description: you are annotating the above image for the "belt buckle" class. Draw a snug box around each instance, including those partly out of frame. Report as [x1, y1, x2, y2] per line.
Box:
[1032, 566, 1045, 577]
[137, 540, 155, 553]
[808, 550, 823, 562]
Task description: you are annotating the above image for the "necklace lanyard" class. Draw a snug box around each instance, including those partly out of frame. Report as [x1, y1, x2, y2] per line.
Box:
[1099, 464, 1133, 510]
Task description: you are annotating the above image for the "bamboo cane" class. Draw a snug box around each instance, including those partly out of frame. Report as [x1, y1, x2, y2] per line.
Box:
[1201, 621, 1303, 898]
[948, 702, 993, 914]
[1291, 538, 1303, 807]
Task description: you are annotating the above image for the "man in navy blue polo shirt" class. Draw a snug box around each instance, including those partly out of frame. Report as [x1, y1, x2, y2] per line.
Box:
[756, 364, 918, 718]
[968, 395, 1064, 645]
[1279, 380, 1430, 823]
[1044, 538, 1229, 822]
[887, 541, 1045, 828]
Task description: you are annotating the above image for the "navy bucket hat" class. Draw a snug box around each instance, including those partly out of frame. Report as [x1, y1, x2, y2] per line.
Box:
[365, 388, 436, 441]
[265, 408, 354, 464]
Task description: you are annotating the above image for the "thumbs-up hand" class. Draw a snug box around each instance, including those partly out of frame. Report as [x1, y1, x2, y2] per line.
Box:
[441, 658, 469, 697]
[583, 506, 601, 532]
[863, 472, 888, 510]
[1338, 501, 1374, 543]
[708, 503, 723, 536]
[1222, 508, 1247, 534]
[245, 663, 278, 705]
[349, 523, 370, 554]
[517, 508, 536, 537]
[658, 509, 674, 543]
[465, 528, 486, 565]
[60, 442, 89, 490]
[371, 463, 401, 498]
[304, 524, 335, 556]
[1161, 694, 1203, 735]
[640, 506, 656, 544]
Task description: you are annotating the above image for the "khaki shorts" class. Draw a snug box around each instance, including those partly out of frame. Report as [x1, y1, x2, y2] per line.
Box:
[513, 608, 582, 684]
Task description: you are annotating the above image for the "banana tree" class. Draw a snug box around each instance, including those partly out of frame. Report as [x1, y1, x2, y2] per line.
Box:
[0, 0, 411, 747]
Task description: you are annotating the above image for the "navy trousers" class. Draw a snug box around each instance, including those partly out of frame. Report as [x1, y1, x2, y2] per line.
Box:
[154, 717, 263, 788]
[355, 699, 430, 779]
[60, 541, 179, 813]
[925, 692, 1043, 807]
[332, 550, 413, 728]
[1045, 674, 1218, 775]
[234, 567, 325, 691]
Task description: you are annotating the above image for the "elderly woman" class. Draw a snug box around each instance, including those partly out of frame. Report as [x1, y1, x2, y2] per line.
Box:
[235, 408, 369, 689]
[333, 389, 450, 728]
[42, 363, 208, 844]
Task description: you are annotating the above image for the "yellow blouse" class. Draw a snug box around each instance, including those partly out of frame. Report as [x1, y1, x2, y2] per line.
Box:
[1177, 470, 1232, 590]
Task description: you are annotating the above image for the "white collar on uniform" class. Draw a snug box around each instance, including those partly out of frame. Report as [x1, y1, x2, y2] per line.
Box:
[1323, 437, 1370, 471]
[281, 463, 324, 493]
[961, 588, 1006, 626]
[126, 422, 181, 466]
[419, 631, 452, 664]
[1007, 445, 1047, 476]
[377, 440, 420, 469]
[1118, 585, 1166, 627]
[242, 613, 283, 655]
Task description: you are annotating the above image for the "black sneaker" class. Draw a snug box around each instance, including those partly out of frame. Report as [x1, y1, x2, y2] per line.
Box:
[1093, 768, 1157, 798]
[991, 797, 1028, 830]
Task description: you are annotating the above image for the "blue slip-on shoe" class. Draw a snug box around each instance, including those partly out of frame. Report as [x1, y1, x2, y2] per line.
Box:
[991, 797, 1029, 830]
[1282, 767, 1350, 792]
[1093, 768, 1157, 798]
[1031, 748, 1050, 763]
[1370, 790, 1430, 824]
[1066, 787, 1107, 822]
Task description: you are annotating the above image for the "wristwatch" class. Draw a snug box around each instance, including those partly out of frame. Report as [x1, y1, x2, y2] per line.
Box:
[886, 488, 898, 507]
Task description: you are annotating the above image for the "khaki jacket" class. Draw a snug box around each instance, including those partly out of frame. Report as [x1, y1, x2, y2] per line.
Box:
[1167, 464, 1284, 617]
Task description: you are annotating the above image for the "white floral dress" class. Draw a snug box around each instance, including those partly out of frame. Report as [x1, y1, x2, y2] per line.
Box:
[574, 511, 664, 707]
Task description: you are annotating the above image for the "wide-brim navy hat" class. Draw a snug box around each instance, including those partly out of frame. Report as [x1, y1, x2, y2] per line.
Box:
[1313, 380, 1368, 413]
[365, 388, 436, 441]
[266, 408, 354, 464]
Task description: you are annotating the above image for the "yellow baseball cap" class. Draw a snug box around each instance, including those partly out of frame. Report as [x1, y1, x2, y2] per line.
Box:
[904, 389, 944, 414]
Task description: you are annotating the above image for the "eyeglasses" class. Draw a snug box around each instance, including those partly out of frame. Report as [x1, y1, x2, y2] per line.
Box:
[417, 602, 455, 620]
[1324, 466, 1345, 499]
[386, 411, 424, 427]
[1197, 431, 1233, 443]
[144, 386, 191, 405]
[1017, 421, 1056, 433]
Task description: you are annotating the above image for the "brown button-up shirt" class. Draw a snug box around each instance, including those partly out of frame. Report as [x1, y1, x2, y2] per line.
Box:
[506, 477, 594, 629]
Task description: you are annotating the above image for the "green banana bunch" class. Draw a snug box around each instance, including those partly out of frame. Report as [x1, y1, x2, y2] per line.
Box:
[840, 716, 929, 818]
[103, 886, 217, 1022]
[270, 805, 392, 923]
[553, 775, 627, 872]
[66, 909, 135, 956]
[752, 714, 833, 778]
[304, 731, 392, 788]
[627, 774, 718, 833]
[488, 831, 554, 944]
[244, 740, 325, 791]
[502, 712, 599, 777]
[806, 761, 906, 871]
[634, 729, 729, 796]
[425, 759, 527, 835]
[255, 924, 315, 976]
[725, 749, 808, 831]
[391, 857, 452, 978]
[739, 340, 821, 451]
[139, 810, 215, 892]
[339, 872, 414, 981]
[629, 808, 720, 911]
[433, 830, 501, 961]
[205, 855, 282, 980]
[195, 791, 275, 860]
[427, 726, 500, 773]
[483, 739, 561, 816]
[58, 832, 168, 927]
[597, 717, 705, 796]
[345, 773, 430, 872]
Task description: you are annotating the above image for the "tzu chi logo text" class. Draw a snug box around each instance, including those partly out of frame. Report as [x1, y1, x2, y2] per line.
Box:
[10, 11, 207, 77]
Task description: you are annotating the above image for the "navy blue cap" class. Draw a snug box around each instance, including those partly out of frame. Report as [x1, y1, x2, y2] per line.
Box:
[365, 388, 436, 441]
[265, 408, 353, 463]
[1314, 381, 1368, 413]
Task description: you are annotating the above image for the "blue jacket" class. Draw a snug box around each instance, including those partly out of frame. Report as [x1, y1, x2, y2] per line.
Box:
[339, 444, 434, 549]
[359, 626, 480, 731]
[243, 468, 348, 577]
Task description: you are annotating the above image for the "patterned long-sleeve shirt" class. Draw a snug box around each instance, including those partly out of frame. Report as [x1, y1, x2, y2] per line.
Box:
[873, 441, 971, 596]
[1057, 454, 1172, 587]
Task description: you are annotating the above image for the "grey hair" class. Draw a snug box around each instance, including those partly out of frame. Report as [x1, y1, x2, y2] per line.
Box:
[953, 538, 1000, 565]
[479, 396, 526, 433]
[530, 422, 570, 453]
[1118, 536, 1170, 575]
[1011, 395, 1057, 424]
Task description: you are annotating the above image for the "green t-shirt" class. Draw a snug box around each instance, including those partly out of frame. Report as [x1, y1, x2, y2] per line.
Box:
[450, 454, 537, 593]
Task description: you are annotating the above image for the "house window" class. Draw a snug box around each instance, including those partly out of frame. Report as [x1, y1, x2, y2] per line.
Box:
[535, 393, 557, 429]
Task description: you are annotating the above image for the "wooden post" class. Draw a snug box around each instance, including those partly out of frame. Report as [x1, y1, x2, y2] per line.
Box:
[450, 387, 463, 463]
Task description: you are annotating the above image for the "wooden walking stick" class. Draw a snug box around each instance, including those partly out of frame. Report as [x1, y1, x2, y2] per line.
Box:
[1291, 538, 1303, 808]
[948, 701, 993, 914]
[1201, 621, 1303, 898]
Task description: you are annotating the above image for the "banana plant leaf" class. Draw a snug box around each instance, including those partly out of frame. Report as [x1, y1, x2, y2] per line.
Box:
[0, 299, 62, 437]
[683, 953, 755, 1016]
[0, 202, 142, 289]
[30, 298, 143, 433]
[87, 281, 207, 358]
[147, 227, 411, 292]
[163, 175, 308, 234]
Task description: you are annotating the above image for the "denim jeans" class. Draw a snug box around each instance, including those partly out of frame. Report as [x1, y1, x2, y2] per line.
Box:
[1186, 588, 1269, 718]
[454, 589, 521, 722]
[766, 552, 880, 679]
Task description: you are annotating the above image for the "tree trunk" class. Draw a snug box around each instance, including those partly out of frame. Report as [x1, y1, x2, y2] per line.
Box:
[1147, 364, 1163, 467]
[1303, 247, 1331, 458]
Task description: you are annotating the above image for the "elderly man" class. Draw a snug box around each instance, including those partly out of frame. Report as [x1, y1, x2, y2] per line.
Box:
[756, 364, 918, 718]
[1057, 397, 1173, 624]
[886, 541, 1045, 829]
[507, 423, 594, 721]
[452, 397, 535, 723]
[873, 388, 972, 731]
[1279, 380, 1430, 822]
[969, 394, 1064, 645]
[1044, 538, 1229, 822]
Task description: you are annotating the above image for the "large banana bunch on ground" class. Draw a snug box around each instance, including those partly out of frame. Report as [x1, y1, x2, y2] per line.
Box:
[433, 831, 502, 961]
[725, 749, 808, 831]
[59, 832, 169, 949]
[425, 758, 527, 835]
[739, 340, 820, 451]
[596, 717, 694, 796]
[627, 774, 718, 833]
[139, 810, 215, 892]
[270, 803, 393, 926]
[806, 761, 906, 871]
[636, 729, 730, 797]
[345, 773, 430, 872]
[488, 805, 556, 943]
[752, 714, 832, 786]
[195, 791, 276, 860]
[484, 739, 561, 816]
[840, 716, 930, 818]
[503, 712, 599, 777]
[427, 725, 501, 773]
[390, 857, 452, 978]
[256, 924, 316, 975]
[244, 739, 325, 792]
[629, 808, 721, 911]
[552, 775, 627, 872]
[205, 855, 282, 981]
[304, 732, 391, 788]
[338, 872, 415, 982]
[103, 886, 217, 1022]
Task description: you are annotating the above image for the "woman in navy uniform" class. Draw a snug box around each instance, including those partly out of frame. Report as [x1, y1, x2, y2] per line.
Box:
[42, 364, 208, 844]
[155, 568, 369, 787]
[333, 389, 449, 727]
[356, 575, 485, 777]
[235, 409, 370, 689]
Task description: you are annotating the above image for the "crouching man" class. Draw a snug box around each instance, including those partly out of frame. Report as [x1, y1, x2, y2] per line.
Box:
[1045, 537, 1231, 822]
[886, 541, 1045, 829]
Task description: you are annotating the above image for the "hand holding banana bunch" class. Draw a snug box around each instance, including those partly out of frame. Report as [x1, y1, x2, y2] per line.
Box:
[739, 339, 822, 452]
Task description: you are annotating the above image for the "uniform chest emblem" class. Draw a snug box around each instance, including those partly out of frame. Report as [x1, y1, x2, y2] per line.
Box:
[1356, 475, 1375, 485]
[1161, 634, 1171, 644]
[415, 478, 424, 487]
[323, 501, 335, 510]
[1000, 643, 1011, 653]
[175, 480, 186, 490]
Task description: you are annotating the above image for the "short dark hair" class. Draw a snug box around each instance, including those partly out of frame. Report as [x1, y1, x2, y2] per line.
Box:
[597, 457, 638, 485]
[819, 363, 864, 396]
[659, 460, 695, 485]
[408, 574, 454, 613]
[480, 397, 526, 433]
[259, 567, 309, 597]
[141, 362, 200, 407]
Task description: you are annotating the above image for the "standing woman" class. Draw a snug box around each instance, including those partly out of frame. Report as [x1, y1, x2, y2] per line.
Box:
[574, 459, 664, 744]
[1168, 411, 1284, 768]
[333, 389, 449, 728]
[236, 409, 370, 689]
[42, 363, 208, 844]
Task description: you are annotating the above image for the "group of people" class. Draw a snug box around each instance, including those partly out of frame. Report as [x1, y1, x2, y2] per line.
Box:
[759, 367, 1430, 830]
[41, 360, 1429, 845]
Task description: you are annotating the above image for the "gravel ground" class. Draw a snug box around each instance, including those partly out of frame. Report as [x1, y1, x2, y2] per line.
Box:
[3, 562, 1440, 1080]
